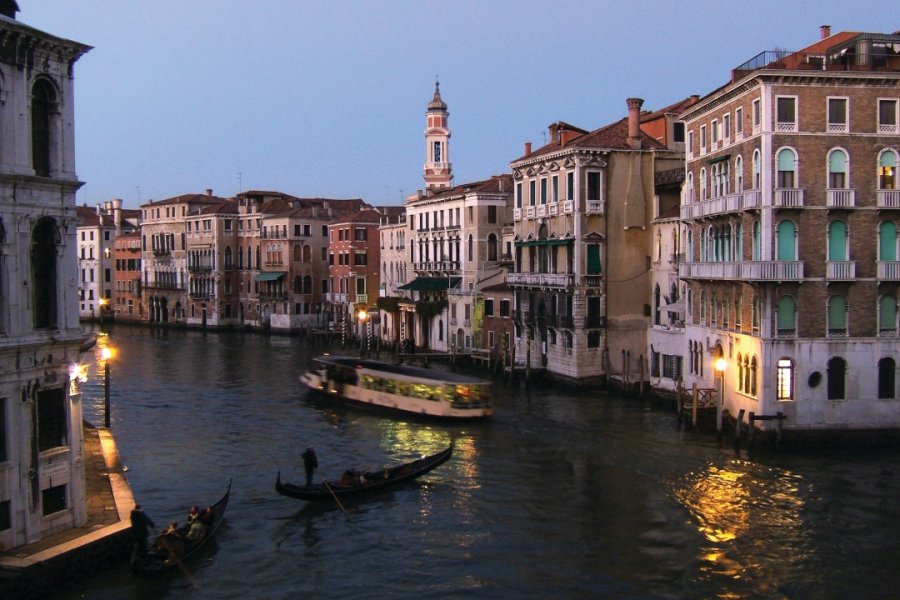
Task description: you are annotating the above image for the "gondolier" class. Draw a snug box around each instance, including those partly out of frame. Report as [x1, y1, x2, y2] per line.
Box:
[302, 446, 318, 488]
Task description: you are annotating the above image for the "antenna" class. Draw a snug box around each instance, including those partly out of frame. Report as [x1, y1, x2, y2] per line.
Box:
[236, 172, 243, 193]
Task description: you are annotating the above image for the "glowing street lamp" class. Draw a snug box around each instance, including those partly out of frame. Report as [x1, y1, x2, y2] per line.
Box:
[98, 297, 109, 326]
[357, 308, 369, 357]
[714, 356, 727, 442]
[100, 345, 116, 428]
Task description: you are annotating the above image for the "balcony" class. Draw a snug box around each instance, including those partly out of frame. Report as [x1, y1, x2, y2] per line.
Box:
[259, 291, 289, 301]
[774, 188, 805, 207]
[188, 265, 213, 273]
[586, 200, 604, 214]
[826, 188, 856, 208]
[681, 193, 743, 219]
[563, 200, 574, 214]
[536, 205, 547, 217]
[513, 208, 522, 220]
[826, 261, 856, 280]
[355, 293, 368, 305]
[525, 206, 535, 219]
[581, 275, 603, 287]
[877, 190, 900, 208]
[743, 189, 761, 209]
[555, 315, 574, 328]
[152, 248, 171, 257]
[679, 261, 804, 281]
[878, 261, 900, 279]
[507, 272, 575, 289]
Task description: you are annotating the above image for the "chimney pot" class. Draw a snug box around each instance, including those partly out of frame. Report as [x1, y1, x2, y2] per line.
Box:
[626, 97, 645, 148]
[525, 142, 532, 156]
[206, 188, 213, 197]
[820, 25, 831, 39]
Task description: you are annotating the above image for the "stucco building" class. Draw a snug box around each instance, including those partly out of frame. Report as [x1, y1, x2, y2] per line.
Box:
[0, 3, 92, 550]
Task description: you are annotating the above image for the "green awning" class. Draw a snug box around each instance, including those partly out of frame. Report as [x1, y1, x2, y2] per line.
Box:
[397, 276, 461, 291]
[546, 239, 573, 246]
[515, 239, 573, 247]
[255, 271, 287, 282]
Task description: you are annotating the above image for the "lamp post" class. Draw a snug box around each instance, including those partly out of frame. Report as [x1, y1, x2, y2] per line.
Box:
[714, 356, 727, 443]
[358, 308, 368, 358]
[100, 345, 115, 428]
[98, 297, 108, 327]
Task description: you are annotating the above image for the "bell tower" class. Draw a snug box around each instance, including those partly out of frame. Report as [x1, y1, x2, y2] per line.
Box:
[424, 80, 452, 192]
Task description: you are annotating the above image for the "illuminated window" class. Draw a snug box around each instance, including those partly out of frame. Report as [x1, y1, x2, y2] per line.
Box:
[776, 358, 794, 401]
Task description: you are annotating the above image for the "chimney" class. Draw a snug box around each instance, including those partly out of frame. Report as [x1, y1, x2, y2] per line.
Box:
[524, 142, 532, 156]
[626, 97, 644, 149]
[206, 188, 213, 197]
[112, 199, 122, 234]
[820, 25, 831, 39]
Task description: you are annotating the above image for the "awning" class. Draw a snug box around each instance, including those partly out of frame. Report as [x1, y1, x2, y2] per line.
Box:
[515, 239, 574, 247]
[397, 276, 461, 291]
[659, 301, 684, 314]
[255, 271, 287, 282]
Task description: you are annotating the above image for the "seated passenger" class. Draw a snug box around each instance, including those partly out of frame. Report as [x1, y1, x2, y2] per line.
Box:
[163, 521, 180, 536]
[185, 518, 206, 541]
[187, 505, 200, 524]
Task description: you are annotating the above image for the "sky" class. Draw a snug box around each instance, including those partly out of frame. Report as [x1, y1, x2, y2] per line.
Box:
[18, 1, 896, 209]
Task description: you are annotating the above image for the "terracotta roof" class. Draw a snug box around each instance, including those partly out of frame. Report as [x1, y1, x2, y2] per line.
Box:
[75, 205, 114, 227]
[481, 281, 513, 293]
[513, 118, 665, 162]
[141, 193, 227, 208]
[640, 96, 699, 122]
[330, 209, 384, 226]
[411, 174, 513, 203]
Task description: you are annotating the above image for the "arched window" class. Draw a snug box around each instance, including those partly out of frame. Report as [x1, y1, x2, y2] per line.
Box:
[827, 220, 848, 261]
[776, 220, 797, 261]
[293, 276, 302, 293]
[879, 221, 897, 261]
[752, 149, 761, 189]
[293, 245, 302, 261]
[686, 172, 694, 203]
[467, 235, 473, 262]
[699, 168, 707, 201]
[735, 155, 744, 192]
[224, 246, 233, 270]
[686, 230, 693, 262]
[303, 245, 312, 262]
[750, 356, 758, 396]
[878, 357, 896, 399]
[828, 148, 848, 189]
[879, 149, 898, 190]
[776, 148, 797, 188]
[752, 220, 761, 261]
[654, 284, 661, 325]
[487, 233, 498, 261]
[303, 275, 312, 294]
[879, 295, 897, 335]
[238, 247, 244, 269]
[827, 356, 847, 400]
[776, 295, 796, 336]
[31, 79, 56, 177]
[32, 217, 59, 329]
[827, 295, 847, 336]
[736, 353, 744, 392]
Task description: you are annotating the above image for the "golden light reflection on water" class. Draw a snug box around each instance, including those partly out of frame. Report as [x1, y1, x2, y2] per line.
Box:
[673, 460, 809, 580]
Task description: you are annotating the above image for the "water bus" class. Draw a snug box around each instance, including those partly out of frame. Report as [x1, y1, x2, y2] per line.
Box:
[299, 355, 492, 419]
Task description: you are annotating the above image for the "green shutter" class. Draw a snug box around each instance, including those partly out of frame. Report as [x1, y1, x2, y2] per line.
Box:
[776, 221, 796, 261]
[828, 296, 846, 329]
[829, 150, 847, 173]
[880, 221, 897, 261]
[880, 296, 897, 329]
[828, 221, 847, 261]
[777, 296, 795, 330]
[587, 244, 601, 275]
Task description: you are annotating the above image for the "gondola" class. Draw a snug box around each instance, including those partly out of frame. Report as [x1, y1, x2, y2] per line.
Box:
[131, 480, 231, 576]
[275, 444, 453, 502]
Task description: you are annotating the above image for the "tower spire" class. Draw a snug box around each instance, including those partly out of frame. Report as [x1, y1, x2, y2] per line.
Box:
[424, 80, 451, 192]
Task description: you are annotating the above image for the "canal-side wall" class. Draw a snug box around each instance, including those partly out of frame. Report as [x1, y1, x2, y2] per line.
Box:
[0, 427, 136, 599]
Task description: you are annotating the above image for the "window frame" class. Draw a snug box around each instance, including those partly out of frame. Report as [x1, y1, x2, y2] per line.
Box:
[878, 98, 899, 134]
[776, 95, 798, 132]
[827, 96, 849, 133]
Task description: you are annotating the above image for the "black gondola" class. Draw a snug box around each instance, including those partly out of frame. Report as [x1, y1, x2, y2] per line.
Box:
[275, 444, 453, 502]
[131, 480, 231, 576]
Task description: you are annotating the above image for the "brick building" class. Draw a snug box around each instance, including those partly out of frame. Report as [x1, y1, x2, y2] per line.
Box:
[678, 27, 900, 430]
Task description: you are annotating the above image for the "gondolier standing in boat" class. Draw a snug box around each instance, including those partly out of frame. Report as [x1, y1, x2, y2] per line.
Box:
[130, 504, 155, 556]
[302, 446, 318, 488]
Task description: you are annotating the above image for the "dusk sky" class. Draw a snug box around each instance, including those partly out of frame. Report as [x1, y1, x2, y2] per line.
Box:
[20, 1, 893, 208]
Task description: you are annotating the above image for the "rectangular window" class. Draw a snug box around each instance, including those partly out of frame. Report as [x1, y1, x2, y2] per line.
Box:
[879, 99, 899, 133]
[484, 299, 494, 316]
[0, 499, 10, 531]
[499, 299, 510, 317]
[711, 119, 719, 144]
[827, 97, 848, 132]
[356, 278, 366, 294]
[0, 398, 6, 462]
[752, 99, 761, 130]
[723, 114, 731, 141]
[587, 172, 602, 201]
[776, 96, 797, 131]
[354, 252, 367, 266]
[776, 358, 794, 401]
[529, 180, 536, 206]
[42, 484, 67, 516]
[586, 244, 602, 275]
[540, 178, 547, 205]
[488, 205, 497, 224]
[551, 175, 559, 203]
[37, 388, 67, 451]
[566, 171, 574, 200]
[516, 182, 522, 208]
[700, 125, 707, 152]
[735, 107, 744, 136]
[673, 122, 685, 143]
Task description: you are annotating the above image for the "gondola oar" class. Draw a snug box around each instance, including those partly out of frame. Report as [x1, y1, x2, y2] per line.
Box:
[159, 536, 199, 590]
[323, 481, 349, 513]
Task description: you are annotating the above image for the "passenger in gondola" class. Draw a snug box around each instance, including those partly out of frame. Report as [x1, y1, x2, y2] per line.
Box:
[163, 521, 179, 536]
[187, 505, 200, 525]
[340, 469, 356, 486]
[200, 505, 215, 527]
[185, 516, 206, 541]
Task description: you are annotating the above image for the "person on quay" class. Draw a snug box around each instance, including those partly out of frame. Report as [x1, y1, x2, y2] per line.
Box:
[302, 446, 318, 488]
[130, 504, 156, 556]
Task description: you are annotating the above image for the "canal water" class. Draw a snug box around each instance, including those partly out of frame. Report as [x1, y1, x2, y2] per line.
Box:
[58, 324, 900, 599]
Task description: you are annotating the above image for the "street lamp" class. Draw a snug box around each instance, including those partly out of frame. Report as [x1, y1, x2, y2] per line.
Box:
[357, 308, 369, 357]
[714, 356, 727, 442]
[100, 345, 116, 428]
[98, 297, 109, 327]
